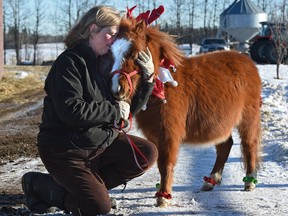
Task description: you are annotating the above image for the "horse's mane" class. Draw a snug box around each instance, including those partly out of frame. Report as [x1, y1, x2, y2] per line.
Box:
[146, 26, 184, 67]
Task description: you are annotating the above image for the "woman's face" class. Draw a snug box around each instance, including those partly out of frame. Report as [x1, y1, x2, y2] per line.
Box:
[89, 24, 118, 56]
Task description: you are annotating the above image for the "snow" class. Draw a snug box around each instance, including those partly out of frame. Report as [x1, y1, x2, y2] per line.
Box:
[1, 46, 288, 215]
[4, 43, 65, 65]
[14, 71, 29, 79]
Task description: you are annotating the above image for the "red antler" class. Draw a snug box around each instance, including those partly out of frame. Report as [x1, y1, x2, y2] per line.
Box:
[147, 5, 164, 25]
[126, 5, 137, 18]
[127, 5, 165, 26]
[136, 10, 150, 24]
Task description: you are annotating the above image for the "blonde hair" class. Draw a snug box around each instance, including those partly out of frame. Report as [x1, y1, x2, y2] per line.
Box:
[64, 6, 121, 48]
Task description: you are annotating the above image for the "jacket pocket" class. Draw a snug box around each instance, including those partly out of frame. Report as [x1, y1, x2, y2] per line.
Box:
[71, 126, 114, 149]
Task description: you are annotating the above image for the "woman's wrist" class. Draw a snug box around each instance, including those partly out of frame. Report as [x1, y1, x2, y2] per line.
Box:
[144, 73, 154, 83]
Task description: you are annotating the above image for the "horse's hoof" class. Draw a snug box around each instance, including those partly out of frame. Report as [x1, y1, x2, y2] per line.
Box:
[201, 179, 215, 191]
[244, 182, 256, 191]
[201, 176, 218, 191]
[201, 184, 214, 191]
[156, 197, 171, 207]
[243, 176, 257, 191]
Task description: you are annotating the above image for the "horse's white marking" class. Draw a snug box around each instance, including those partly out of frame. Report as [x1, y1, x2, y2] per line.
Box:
[110, 38, 131, 94]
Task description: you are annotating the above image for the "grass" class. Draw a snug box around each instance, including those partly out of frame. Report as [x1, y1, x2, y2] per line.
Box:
[0, 65, 50, 103]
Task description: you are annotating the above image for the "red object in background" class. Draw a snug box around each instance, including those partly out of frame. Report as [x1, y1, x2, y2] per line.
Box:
[126, 5, 137, 18]
[152, 78, 165, 101]
[127, 5, 165, 26]
[147, 5, 164, 25]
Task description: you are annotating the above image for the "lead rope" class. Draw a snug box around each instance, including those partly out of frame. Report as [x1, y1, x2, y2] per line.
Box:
[114, 114, 149, 172]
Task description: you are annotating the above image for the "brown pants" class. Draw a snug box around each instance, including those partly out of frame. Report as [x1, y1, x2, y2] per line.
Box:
[38, 133, 158, 216]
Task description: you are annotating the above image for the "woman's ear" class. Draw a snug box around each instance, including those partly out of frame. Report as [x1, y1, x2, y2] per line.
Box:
[89, 24, 98, 34]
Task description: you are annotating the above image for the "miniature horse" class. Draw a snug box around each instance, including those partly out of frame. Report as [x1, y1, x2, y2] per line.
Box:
[110, 18, 262, 207]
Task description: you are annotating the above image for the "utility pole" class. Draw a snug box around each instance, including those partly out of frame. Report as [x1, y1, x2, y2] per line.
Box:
[0, 0, 3, 78]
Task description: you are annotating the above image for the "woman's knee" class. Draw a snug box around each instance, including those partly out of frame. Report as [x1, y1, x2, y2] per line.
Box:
[144, 140, 158, 167]
[78, 198, 111, 216]
[64, 189, 111, 216]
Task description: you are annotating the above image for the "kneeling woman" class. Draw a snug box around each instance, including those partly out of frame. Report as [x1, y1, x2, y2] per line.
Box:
[21, 5, 158, 216]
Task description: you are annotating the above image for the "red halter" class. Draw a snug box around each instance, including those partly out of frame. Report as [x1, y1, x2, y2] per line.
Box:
[111, 69, 148, 173]
[111, 70, 138, 96]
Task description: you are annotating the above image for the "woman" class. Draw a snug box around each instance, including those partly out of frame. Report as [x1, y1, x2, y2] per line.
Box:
[21, 6, 158, 216]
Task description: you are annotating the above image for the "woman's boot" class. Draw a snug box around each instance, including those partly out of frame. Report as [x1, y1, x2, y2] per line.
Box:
[21, 172, 67, 213]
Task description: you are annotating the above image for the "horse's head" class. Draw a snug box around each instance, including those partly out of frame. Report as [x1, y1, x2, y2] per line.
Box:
[110, 18, 146, 102]
[110, 16, 183, 102]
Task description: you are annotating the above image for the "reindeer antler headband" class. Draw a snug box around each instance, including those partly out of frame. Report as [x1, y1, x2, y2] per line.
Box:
[126, 5, 165, 25]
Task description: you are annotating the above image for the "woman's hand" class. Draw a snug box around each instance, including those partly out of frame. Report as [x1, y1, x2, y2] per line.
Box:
[137, 48, 154, 82]
[116, 101, 130, 120]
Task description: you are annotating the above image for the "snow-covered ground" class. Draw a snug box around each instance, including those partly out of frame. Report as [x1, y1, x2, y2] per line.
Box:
[114, 63, 288, 215]
[1, 45, 288, 215]
[4, 43, 65, 65]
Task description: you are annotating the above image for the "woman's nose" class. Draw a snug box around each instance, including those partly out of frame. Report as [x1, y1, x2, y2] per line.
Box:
[110, 37, 116, 45]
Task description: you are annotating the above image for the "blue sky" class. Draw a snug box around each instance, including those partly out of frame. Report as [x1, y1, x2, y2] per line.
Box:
[21, 0, 177, 35]
[24, 0, 167, 35]
[16, 0, 283, 35]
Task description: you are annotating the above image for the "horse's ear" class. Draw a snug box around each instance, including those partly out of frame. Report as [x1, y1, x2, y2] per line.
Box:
[135, 19, 147, 35]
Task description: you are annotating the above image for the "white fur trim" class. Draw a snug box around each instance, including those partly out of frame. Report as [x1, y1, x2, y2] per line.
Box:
[158, 67, 178, 87]
[171, 81, 178, 87]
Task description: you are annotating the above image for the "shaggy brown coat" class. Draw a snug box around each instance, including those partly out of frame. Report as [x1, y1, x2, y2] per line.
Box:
[114, 18, 262, 207]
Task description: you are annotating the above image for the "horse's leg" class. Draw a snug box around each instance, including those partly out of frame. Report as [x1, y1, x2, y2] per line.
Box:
[238, 112, 261, 191]
[156, 135, 181, 207]
[201, 136, 233, 191]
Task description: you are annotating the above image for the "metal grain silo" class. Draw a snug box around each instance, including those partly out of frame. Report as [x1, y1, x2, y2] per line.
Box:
[219, 0, 268, 52]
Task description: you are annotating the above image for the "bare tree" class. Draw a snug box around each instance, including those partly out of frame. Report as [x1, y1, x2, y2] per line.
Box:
[10, 0, 21, 64]
[257, 0, 274, 11]
[55, 0, 73, 32]
[32, 0, 44, 65]
[173, 0, 184, 35]
[0, 0, 3, 78]
[75, 0, 91, 22]
[52, 4, 61, 57]
[3, 0, 8, 65]
[57, 0, 105, 34]
[6, 0, 26, 65]
[212, 0, 218, 29]
[203, 0, 208, 38]
[269, 1, 288, 79]
[151, 0, 159, 25]
[273, 22, 287, 79]
[67, 0, 73, 30]
[186, 0, 199, 46]
[281, 0, 286, 22]
[137, 0, 144, 14]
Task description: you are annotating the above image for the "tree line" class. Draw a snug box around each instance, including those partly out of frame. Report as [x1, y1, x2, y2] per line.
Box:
[3, 0, 286, 65]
